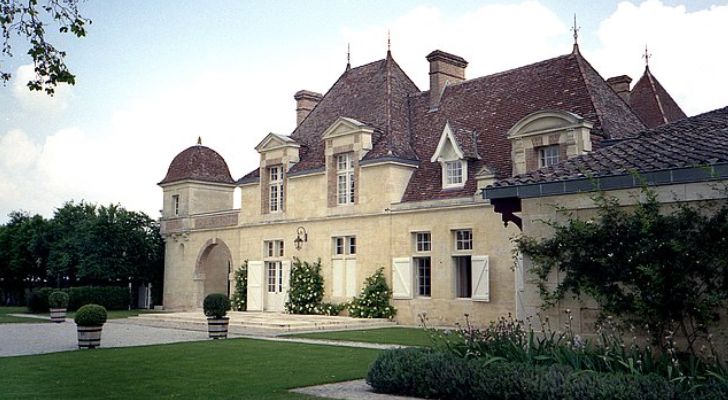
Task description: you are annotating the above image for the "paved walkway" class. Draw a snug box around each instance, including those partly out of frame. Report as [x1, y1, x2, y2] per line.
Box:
[292, 379, 420, 400]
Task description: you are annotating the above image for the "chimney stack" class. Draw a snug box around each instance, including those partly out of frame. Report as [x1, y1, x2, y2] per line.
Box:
[294, 90, 323, 126]
[426, 50, 468, 110]
[606, 75, 632, 103]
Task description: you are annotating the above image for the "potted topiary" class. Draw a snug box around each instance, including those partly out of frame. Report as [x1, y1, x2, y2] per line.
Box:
[48, 291, 69, 323]
[74, 304, 107, 349]
[203, 293, 231, 339]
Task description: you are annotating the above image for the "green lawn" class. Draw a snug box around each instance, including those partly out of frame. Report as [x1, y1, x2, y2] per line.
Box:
[0, 307, 49, 324]
[0, 307, 161, 324]
[0, 338, 380, 399]
[287, 327, 433, 347]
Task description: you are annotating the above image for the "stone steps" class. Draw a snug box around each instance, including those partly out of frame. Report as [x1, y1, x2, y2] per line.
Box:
[124, 311, 395, 335]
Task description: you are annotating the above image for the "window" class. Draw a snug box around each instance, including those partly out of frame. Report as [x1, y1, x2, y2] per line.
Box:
[454, 256, 472, 298]
[333, 236, 356, 256]
[266, 261, 283, 293]
[414, 232, 431, 253]
[336, 153, 355, 205]
[268, 166, 284, 212]
[454, 229, 472, 251]
[172, 195, 180, 216]
[264, 240, 284, 258]
[538, 145, 560, 168]
[445, 160, 463, 186]
[414, 257, 431, 297]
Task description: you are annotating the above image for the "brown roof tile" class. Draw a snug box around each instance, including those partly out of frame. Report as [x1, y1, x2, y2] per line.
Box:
[160, 145, 235, 185]
[630, 66, 687, 128]
[492, 106, 728, 187]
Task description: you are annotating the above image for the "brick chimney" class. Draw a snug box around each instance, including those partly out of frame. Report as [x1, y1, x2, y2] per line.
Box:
[294, 90, 323, 126]
[426, 50, 468, 110]
[606, 75, 632, 103]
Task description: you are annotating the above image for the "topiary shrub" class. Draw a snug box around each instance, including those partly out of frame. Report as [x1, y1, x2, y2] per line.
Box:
[203, 293, 231, 319]
[348, 268, 396, 318]
[48, 291, 69, 309]
[74, 304, 107, 326]
[285, 258, 324, 314]
[232, 261, 248, 311]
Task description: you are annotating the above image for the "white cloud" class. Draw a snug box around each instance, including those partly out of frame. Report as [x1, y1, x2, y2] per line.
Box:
[591, 0, 728, 115]
[12, 64, 72, 112]
[0, 129, 40, 169]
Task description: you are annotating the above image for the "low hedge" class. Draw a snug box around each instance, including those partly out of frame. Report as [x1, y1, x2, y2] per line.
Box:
[367, 348, 727, 400]
[26, 286, 130, 312]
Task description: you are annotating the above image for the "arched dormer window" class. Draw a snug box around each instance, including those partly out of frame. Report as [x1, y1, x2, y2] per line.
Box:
[431, 121, 480, 189]
[507, 110, 594, 176]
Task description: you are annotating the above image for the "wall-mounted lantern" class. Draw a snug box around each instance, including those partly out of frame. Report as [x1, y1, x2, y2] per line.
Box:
[294, 226, 308, 250]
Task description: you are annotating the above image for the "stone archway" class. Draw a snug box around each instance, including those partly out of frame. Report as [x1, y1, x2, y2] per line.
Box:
[194, 238, 232, 308]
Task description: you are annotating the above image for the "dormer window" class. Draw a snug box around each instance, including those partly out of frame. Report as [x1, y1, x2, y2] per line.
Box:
[431, 122, 478, 190]
[445, 160, 464, 186]
[268, 166, 284, 212]
[336, 153, 355, 205]
[538, 145, 560, 168]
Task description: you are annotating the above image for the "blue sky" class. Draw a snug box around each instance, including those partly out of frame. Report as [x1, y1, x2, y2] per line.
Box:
[1, 0, 727, 222]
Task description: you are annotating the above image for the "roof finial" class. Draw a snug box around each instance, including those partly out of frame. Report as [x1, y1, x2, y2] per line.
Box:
[346, 43, 351, 71]
[571, 13, 580, 48]
[197, 136, 202, 145]
[642, 44, 652, 68]
[387, 29, 391, 54]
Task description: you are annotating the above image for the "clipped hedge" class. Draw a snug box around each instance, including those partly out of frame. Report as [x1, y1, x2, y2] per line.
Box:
[48, 291, 69, 308]
[26, 286, 130, 312]
[203, 293, 231, 319]
[367, 348, 691, 400]
[74, 304, 107, 326]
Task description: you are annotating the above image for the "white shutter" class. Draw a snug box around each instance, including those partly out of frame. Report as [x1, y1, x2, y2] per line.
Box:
[471, 255, 490, 302]
[392, 257, 413, 299]
[281, 260, 291, 302]
[332, 259, 345, 297]
[345, 259, 357, 298]
[246, 261, 265, 311]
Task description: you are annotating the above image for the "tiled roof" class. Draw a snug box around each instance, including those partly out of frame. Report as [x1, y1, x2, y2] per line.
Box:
[490, 106, 728, 187]
[630, 66, 687, 129]
[400, 47, 646, 202]
[160, 145, 235, 185]
[448, 121, 480, 159]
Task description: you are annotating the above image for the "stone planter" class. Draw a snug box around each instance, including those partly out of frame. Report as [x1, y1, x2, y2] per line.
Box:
[77, 325, 104, 349]
[49, 308, 67, 323]
[207, 316, 229, 339]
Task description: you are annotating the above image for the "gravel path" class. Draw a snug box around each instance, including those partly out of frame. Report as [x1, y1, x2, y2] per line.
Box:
[291, 379, 420, 400]
[0, 319, 218, 357]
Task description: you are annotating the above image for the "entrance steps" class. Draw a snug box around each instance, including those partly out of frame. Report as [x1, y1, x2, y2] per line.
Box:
[124, 311, 395, 336]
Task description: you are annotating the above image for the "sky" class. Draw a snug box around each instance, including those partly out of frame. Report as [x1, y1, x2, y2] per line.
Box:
[1, 0, 727, 223]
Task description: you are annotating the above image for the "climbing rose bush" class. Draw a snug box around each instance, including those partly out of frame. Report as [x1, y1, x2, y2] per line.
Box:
[285, 258, 325, 314]
[348, 267, 396, 319]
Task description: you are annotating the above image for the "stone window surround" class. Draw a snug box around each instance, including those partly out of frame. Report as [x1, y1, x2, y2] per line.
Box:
[268, 165, 284, 213]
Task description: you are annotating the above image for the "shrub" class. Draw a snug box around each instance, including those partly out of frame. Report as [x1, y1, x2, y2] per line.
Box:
[315, 302, 346, 316]
[368, 348, 678, 400]
[348, 268, 396, 318]
[48, 291, 69, 308]
[285, 258, 324, 314]
[231, 261, 248, 311]
[203, 293, 230, 319]
[26, 287, 55, 313]
[74, 304, 107, 326]
[67, 286, 129, 310]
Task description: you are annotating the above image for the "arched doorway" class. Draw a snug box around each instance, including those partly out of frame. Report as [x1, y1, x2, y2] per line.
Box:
[194, 239, 232, 308]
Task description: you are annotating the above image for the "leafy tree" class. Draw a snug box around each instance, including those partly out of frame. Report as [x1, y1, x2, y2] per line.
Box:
[517, 187, 728, 355]
[0, 211, 50, 303]
[1, 0, 90, 94]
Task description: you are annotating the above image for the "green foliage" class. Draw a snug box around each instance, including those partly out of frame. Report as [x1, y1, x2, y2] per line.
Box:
[232, 261, 248, 311]
[368, 347, 677, 400]
[26, 287, 55, 313]
[203, 293, 230, 319]
[74, 304, 107, 326]
[285, 258, 325, 314]
[48, 291, 68, 308]
[516, 187, 728, 355]
[348, 268, 396, 319]
[316, 302, 346, 316]
[1, 0, 90, 94]
[423, 313, 728, 387]
[67, 286, 130, 311]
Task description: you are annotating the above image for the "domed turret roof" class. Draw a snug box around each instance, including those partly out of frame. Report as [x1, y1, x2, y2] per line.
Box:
[159, 144, 235, 185]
